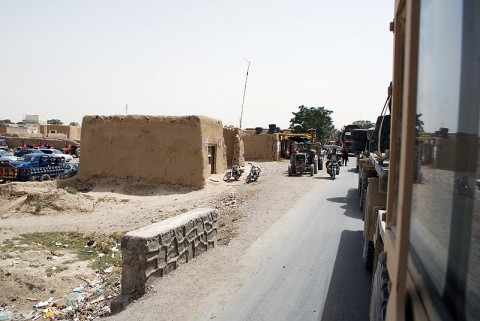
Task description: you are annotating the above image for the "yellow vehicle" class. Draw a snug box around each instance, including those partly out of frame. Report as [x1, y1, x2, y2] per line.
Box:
[368, 1, 479, 321]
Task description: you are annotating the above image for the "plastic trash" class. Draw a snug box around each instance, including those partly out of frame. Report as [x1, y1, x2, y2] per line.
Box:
[65, 293, 83, 311]
[74, 286, 84, 293]
[0, 311, 14, 320]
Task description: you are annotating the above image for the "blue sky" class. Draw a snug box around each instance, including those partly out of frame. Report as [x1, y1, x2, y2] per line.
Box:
[0, 0, 393, 130]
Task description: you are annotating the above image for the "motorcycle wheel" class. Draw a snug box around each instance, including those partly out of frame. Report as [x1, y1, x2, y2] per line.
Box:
[332, 170, 336, 180]
[246, 174, 252, 183]
[223, 172, 232, 182]
[234, 174, 240, 180]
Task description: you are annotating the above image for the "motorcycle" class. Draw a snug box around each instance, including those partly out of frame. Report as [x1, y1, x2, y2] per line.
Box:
[324, 145, 341, 180]
[246, 162, 261, 183]
[326, 160, 340, 179]
[223, 165, 245, 181]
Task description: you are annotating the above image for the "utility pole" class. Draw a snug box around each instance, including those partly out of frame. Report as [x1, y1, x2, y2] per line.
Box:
[239, 59, 250, 129]
[126, 104, 128, 116]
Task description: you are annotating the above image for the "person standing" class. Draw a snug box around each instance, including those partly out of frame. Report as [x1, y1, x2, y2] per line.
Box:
[342, 148, 349, 166]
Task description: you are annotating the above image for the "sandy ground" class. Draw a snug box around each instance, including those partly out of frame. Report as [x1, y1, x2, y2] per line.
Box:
[0, 160, 298, 317]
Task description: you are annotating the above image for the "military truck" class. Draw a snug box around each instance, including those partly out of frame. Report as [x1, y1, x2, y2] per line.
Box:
[361, 2, 479, 320]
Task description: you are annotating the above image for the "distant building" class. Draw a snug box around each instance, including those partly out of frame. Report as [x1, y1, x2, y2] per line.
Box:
[24, 115, 47, 125]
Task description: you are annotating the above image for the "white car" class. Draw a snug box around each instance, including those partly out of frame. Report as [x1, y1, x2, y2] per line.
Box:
[39, 149, 73, 162]
[0, 150, 18, 161]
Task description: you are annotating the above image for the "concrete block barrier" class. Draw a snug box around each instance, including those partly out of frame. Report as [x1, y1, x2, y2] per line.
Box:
[111, 208, 218, 312]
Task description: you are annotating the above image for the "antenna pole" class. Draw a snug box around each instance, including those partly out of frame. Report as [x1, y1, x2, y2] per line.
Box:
[239, 59, 250, 129]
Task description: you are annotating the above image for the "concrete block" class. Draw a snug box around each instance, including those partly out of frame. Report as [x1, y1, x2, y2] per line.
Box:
[114, 208, 218, 313]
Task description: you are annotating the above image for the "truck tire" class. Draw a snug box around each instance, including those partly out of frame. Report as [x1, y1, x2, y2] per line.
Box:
[358, 175, 362, 195]
[370, 252, 390, 321]
[373, 115, 391, 152]
[363, 238, 375, 271]
[360, 172, 374, 211]
[40, 174, 51, 182]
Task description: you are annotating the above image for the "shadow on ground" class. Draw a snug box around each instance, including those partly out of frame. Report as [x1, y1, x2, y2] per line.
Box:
[319, 230, 372, 321]
[326, 188, 362, 220]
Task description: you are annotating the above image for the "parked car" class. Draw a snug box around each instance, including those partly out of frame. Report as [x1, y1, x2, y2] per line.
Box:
[39, 149, 73, 162]
[0, 139, 8, 151]
[0, 150, 18, 162]
[13, 148, 38, 157]
[62, 162, 79, 178]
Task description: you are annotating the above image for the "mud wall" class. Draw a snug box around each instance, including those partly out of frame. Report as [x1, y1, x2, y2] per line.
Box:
[114, 208, 218, 311]
[0, 135, 79, 150]
[39, 125, 82, 140]
[243, 132, 280, 161]
[419, 135, 479, 172]
[77, 115, 226, 188]
[223, 127, 245, 167]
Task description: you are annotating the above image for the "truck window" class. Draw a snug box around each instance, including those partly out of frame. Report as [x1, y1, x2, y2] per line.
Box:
[409, 1, 479, 320]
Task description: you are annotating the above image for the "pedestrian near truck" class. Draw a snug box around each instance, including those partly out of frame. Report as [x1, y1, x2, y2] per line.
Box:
[342, 148, 348, 166]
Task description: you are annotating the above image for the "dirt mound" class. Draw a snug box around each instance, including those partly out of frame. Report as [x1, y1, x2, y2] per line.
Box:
[0, 182, 96, 218]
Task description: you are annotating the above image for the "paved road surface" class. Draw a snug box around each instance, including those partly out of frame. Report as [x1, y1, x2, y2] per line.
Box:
[109, 161, 372, 321]
[214, 167, 371, 321]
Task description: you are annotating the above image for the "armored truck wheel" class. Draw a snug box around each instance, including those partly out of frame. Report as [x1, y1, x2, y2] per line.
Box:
[40, 174, 51, 182]
[363, 238, 375, 271]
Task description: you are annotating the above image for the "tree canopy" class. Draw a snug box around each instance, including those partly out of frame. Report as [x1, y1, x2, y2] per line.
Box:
[69, 122, 80, 127]
[0, 119, 13, 124]
[352, 120, 375, 129]
[47, 119, 63, 125]
[289, 105, 334, 140]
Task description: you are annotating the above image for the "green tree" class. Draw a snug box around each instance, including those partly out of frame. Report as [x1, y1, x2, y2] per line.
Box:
[289, 105, 334, 140]
[69, 122, 80, 126]
[416, 113, 424, 134]
[0, 119, 13, 124]
[47, 119, 63, 125]
[352, 120, 375, 129]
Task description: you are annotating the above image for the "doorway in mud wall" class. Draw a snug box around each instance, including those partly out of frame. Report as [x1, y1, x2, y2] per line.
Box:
[208, 145, 216, 174]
